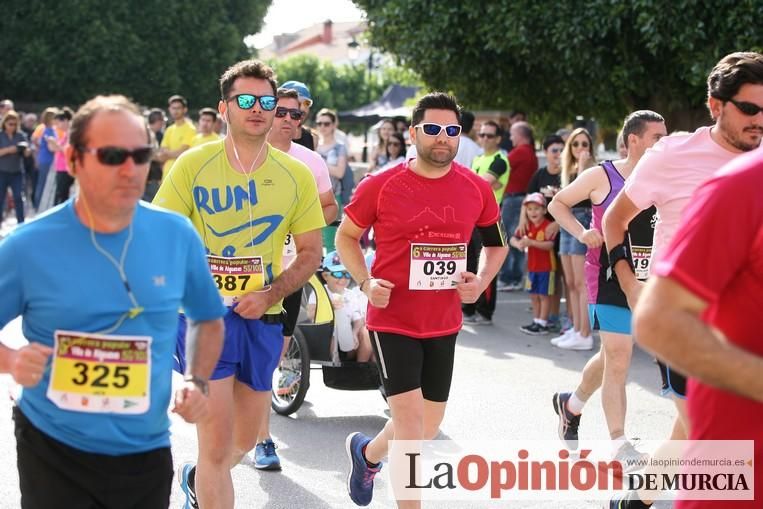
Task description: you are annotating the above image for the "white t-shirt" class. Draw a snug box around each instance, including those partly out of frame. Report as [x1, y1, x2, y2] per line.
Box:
[624, 126, 740, 260]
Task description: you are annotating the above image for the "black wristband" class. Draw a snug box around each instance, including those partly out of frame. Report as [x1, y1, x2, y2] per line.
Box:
[607, 242, 634, 280]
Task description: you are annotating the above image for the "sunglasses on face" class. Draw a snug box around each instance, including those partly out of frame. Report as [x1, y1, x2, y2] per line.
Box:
[275, 107, 303, 120]
[728, 98, 763, 116]
[77, 145, 154, 165]
[415, 123, 462, 137]
[227, 93, 277, 111]
[328, 270, 351, 279]
[549, 147, 563, 154]
[478, 132, 497, 139]
[571, 140, 590, 148]
[315, 121, 333, 127]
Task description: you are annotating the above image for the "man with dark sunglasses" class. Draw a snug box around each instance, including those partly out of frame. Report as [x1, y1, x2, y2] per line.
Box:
[462, 120, 510, 325]
[154, 59, 325, 509]
[0, 94, 226, 509]
[251, 87, 338, 471]
[336, 92, 508, 507]
[603, 51, 763, 509]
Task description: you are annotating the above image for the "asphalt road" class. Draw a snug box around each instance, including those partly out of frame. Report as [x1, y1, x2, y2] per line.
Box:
[0, 290, 677, 509]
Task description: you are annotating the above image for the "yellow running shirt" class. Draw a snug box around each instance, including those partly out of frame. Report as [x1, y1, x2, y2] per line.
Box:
[153, 139, 325, 314]
[190, 132, 222, 147]
[160, 120, 197, 176]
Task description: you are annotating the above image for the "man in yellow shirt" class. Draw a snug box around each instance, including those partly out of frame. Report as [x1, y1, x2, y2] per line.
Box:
[190, 108, 222, 147]
[153, 59, 324, 509]
[156, 94, 195, 176]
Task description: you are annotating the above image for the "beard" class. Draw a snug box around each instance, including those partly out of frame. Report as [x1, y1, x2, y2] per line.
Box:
[417, 143, 457, 168]
[719, 114, 763, 152]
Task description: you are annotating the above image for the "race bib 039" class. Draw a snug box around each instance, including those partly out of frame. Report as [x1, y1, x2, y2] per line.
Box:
[409, 243, 467, 290]
[47, 330, 152, 414]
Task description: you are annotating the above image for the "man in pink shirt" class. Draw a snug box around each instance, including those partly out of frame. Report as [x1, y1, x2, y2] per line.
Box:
[255, 87, 338, 471]
[603, 51, 763, 509]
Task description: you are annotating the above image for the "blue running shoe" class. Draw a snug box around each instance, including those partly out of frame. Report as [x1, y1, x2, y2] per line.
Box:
[346, 432, 381, 506]
[254, 438, 282, 471]
[177, 462, 199, 509]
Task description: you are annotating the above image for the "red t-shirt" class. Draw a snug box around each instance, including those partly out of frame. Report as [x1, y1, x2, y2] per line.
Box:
[505, 143, 538, 194]
[344, 161, 500, 338]
[654, 150, 763, 509]
[524, 219, 556, 272]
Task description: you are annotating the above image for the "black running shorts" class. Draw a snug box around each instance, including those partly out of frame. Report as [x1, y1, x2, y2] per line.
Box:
[369, 331, 457, 402]
[657, 360, 687, 398]
[14, 406, 173, 509]
[282, 286, 303, 337]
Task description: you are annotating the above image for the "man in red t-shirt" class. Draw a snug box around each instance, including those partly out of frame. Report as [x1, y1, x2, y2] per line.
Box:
[634, 149, 763, 508]
[499, 121, 539, 290]
[336, 92, 508, 507]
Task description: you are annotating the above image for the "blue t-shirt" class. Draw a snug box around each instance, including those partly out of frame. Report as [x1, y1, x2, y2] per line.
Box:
[37, 126, 56, 166]
[0, 200, 226, 455]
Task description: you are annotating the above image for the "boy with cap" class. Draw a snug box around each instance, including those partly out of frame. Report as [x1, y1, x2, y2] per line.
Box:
[513, 192, 557, 335]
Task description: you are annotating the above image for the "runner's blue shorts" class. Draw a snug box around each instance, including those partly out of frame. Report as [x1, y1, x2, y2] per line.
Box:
[588, 303, 632, 335]
[174, 308, 284, 391]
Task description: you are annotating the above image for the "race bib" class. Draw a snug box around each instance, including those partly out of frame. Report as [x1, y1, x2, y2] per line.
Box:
[208, 255, 265, 306]
[409, 243, 467, 290]
[47, 330, 151, 414]
[282, 233, 297, 268]
[631, 245, 652, 280]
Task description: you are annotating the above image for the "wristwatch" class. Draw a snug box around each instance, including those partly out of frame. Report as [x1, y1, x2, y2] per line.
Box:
[183, 375, 209, 396]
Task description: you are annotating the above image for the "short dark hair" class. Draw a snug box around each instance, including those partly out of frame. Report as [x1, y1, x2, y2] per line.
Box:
[509, 110, 526, 120]
[70, 95, 148, 157]
[277, 88, 299, 101]
[542, 134, 565, 151]
[460, 111, 475, 133]
[219, 59, 277, 100]
[198, 107, 218, 121]
[708, 52, 763, 101]
[411, 92, 461, 127]
[168, 94, 187, 108]
[481, 120, 501, 136]
[147, 108, 165, 125]
[621, 110, 664, 148]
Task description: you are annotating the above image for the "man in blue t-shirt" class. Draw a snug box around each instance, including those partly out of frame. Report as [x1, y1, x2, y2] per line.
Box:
[0, 95, 226, 509]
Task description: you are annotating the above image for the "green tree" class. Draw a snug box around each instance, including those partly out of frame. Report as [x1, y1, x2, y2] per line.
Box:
[268, 54, 421, 122]
[1, 0, 271, 110]
[353, 0, 762, 130]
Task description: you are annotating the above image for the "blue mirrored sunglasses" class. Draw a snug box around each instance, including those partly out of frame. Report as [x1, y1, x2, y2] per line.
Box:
[227, 93, 277, 111]
[415, 123, 462, 137]
[328, 270, 352, 279]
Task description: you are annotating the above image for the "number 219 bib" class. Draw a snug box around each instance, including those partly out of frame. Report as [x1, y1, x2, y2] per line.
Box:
[409, 243, 467, 290]
[47, 330, 151, 414]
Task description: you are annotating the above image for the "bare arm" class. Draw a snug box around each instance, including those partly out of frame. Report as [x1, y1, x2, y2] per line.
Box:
[183, 318, 225, 380]
[476, 245, 509, 290]
[547, 168, 605, 248]
[270, 229, 323, 302]
[526, 238, 554, 251]
[634, 276, 763, 403]
[327, 153, 347, 179]
[319, 190, 339, 224]
[602, 191, 644, 307]
[337, 216, 394, 308]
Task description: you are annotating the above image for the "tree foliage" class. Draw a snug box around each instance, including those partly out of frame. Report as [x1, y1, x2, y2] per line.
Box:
[1, 0, 271, 110]
[353, 0, 763, 130]
[267, 54, 422, 122]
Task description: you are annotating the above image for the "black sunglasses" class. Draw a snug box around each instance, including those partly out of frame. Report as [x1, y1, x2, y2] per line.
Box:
[571, 140, 590, 148]
[478, 133, 497, 139]
[226, 93, 277, 111]
[728, 98, 763, 116]
[77, 145, 154, 165]
[275, 107, 303, 120]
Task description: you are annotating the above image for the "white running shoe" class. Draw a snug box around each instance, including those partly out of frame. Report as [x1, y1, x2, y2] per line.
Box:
[550, 328, 574, 346]
[557, 331, 594, 350]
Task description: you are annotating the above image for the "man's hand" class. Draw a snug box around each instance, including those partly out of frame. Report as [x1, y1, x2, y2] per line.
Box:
[233, 289, 272, 319]
[364, 278, 394, 308]
[171, 381, 208, 423]
[578, 228, 603, 248]
[10, 343, 53, 387]
[456, 272, 483, 304]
